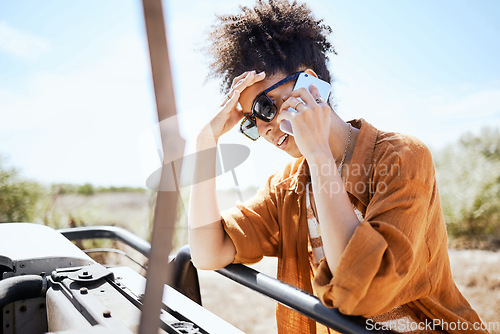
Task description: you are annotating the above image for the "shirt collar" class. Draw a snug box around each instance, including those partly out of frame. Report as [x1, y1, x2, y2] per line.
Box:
[274, 157, 309, 193]
[344, 119, 378, 206]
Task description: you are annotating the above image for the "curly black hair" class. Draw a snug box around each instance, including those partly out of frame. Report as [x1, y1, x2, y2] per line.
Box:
[206, 0, 336, 93]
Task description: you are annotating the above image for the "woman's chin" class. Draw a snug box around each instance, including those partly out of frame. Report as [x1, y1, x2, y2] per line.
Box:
[285, 139, 303, 158]
[269, 135, 302, 158]
[287, 149, 303, 158]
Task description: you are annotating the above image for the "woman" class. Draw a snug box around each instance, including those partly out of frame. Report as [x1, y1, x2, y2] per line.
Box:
[187, 1, 487, 333]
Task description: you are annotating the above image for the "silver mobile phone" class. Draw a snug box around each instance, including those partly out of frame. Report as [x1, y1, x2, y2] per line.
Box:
[279, 73, 331, 135]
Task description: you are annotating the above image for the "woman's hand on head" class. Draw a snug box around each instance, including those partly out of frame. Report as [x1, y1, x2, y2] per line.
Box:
[200, 70, 266, 141]
[277, 84, 332, 160]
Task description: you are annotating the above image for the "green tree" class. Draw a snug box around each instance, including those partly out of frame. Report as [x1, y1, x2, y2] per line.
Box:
[435, 127, 500, 243]
[459, 127, 500, 161]
[77, 183, 95, 196]
[0, 160, 42, 222]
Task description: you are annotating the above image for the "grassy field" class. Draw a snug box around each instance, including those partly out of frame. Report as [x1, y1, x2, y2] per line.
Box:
[32, 190, 500, 333]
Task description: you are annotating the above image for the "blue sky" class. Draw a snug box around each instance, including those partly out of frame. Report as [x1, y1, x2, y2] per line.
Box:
[1, 0, 499, 189]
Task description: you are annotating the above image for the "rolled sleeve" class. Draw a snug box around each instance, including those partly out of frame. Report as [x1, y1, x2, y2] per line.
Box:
[221, 174, 280, 264]
[314, 141, 438, 316]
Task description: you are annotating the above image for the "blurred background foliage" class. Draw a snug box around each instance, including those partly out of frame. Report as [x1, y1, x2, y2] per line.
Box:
[435, 127, 500, 249]
[1, 127, 500, 250]
[0, 159, 43, 223]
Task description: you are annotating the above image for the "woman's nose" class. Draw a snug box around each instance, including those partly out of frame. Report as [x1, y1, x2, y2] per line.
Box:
[257, 96, 286, 138]
[256, 117, 274, 137]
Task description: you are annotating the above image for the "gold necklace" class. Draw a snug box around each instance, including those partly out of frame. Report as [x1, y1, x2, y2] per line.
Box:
[338, 124, 352, 176]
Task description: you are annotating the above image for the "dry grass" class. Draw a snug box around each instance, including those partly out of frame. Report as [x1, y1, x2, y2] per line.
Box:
[41, 191, 157, 241]
[198, 259, 278, 334]
[448, 250, 500, 333]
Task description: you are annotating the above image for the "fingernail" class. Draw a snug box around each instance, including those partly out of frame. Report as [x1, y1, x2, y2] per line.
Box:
[258, 71, 265, 75]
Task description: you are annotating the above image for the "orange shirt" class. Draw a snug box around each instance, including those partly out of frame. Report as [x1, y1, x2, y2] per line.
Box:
[221, 119, 487, 334]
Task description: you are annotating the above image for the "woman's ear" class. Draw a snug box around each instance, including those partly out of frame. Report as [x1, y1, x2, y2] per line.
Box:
[304, 68, 318, 78]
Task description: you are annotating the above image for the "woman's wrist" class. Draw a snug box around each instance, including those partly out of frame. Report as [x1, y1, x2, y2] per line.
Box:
[196, 126, 219, 151]
[306, 149, 342, 182]
[304, 146, 334, 166]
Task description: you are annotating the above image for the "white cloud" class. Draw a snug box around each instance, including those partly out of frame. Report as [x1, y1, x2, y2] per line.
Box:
[0, 21, 50, 60]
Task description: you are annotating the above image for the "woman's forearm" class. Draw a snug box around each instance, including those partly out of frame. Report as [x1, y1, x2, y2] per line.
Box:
[188, 129, 235, 270]
[187, 72, 266, 270]
[307, 151, 359, 274]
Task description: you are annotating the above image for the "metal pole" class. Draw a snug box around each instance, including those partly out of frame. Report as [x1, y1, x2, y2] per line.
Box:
[139, 0, 185, 333]
[59, 225, 152, 257]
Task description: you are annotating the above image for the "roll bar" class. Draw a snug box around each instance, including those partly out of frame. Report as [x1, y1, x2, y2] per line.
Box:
[60, 226, 397, 334]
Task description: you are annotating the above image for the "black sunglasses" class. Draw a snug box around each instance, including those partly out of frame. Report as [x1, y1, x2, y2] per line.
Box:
[240, 72, 302, 140]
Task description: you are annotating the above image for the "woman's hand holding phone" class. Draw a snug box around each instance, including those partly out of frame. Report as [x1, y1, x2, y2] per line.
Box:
[277, 83, 333, 161]
[279, 73, 331, 136]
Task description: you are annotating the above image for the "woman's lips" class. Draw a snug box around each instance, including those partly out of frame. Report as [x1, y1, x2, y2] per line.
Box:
[277, 133, 289, 149]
